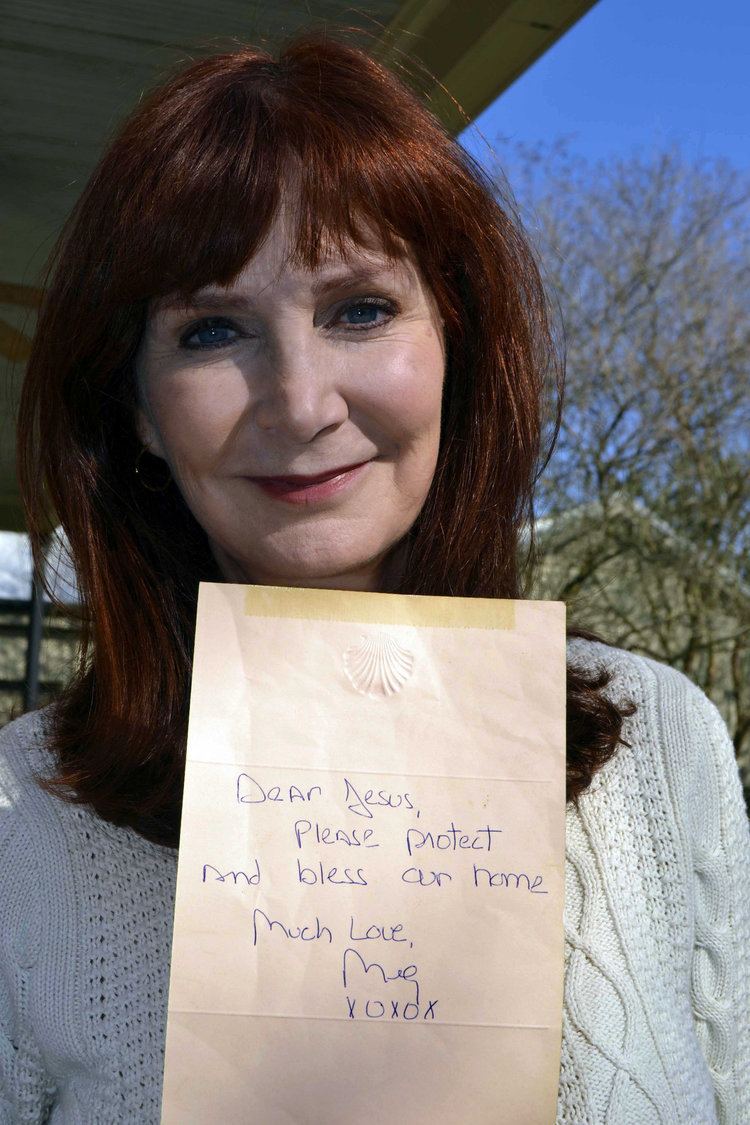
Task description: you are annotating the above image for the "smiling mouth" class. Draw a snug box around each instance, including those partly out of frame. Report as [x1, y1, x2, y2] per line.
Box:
[246, 460, 372, 503]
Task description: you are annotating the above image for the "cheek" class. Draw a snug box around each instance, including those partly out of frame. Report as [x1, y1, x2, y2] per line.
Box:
[147, 368, 249, 473]
[360, 333, 445, 444]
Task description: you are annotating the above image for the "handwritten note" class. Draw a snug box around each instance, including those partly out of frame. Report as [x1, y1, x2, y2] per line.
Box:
[161, 584, 566, 1124]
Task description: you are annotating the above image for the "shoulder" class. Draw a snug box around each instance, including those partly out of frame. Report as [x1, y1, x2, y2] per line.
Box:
[561, 641, 750, 1119]
[0, 706, 60, 828]
[0, 705, 178, 863]
[0, 713, 61, 1125]
[567, 634, 708, 706]
[0, 704, 167, 884]
[566, 637, 745, 827]
[0, 704, 71, 881]
[0, 708, 64, 987]
[0, 704, 178, 965]
[566, 635, 726, 744]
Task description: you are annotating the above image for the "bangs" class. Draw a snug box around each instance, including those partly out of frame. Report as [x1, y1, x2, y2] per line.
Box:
[113, 48, 444, 312]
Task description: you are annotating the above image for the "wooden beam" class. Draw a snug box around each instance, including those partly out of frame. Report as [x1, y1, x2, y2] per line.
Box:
[376, 0, 599, 132]
[0, 319, 32, 363]
[0, 281, 43, 309]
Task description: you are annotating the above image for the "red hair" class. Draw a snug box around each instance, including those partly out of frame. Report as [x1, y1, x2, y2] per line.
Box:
[18, 30, 629, 846]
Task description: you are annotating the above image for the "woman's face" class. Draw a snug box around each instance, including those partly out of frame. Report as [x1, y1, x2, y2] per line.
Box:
[135, 202, 446, 591]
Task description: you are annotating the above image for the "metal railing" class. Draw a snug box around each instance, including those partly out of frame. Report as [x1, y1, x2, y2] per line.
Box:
[0, 591, 81, 723]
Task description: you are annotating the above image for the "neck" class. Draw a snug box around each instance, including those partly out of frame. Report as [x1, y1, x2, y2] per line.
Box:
[209, 542, 408, 594]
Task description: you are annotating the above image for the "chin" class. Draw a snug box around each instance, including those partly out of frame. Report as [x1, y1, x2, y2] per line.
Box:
[238, 544, 389, 591]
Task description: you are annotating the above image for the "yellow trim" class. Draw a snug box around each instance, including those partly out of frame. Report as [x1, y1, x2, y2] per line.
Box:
[375, 0, 600, 130]
[239, 583, 520, 629]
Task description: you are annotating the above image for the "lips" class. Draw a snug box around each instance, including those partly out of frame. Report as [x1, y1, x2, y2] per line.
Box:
[246, 460, 372, 503]
[249, 461, 369, 487]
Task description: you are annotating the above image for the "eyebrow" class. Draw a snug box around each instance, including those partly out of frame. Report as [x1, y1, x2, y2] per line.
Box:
[155, 265, 408, 315]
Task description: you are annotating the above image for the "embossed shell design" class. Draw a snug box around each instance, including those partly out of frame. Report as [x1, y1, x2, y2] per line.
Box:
[343, 633, 414, 698]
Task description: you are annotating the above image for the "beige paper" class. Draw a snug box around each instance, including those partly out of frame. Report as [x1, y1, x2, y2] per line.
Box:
[161, 584, 566, 1124]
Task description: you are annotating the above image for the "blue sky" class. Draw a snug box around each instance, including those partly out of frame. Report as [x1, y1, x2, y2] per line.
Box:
[460, 0, 749, 171]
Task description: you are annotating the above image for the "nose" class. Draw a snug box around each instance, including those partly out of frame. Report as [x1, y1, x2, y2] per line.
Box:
[251, 334, 349, 442]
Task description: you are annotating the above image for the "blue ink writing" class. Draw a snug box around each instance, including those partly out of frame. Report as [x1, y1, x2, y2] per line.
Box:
[236, 773, 322, 805]
[473, 864, 547, 892]
[344, 997, 438, 1020]
[343, 777, 414, 819]
[348, 917, 408, 943]
[202, 860, 260, 886]
[401, 866, 452, 887]
[297, 860, 368, 886]
[293, 819, 379, 849]
[342, 948, 420, 1005]
[406, 823, 502, 856]
[252, 908, 333, 946]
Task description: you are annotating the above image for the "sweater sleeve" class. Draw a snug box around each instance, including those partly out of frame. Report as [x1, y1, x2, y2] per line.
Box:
[683, 687, 750, 1125]
[0, 739, 58, 1124]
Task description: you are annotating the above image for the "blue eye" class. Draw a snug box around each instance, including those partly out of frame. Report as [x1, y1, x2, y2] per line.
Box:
[181, 317, 239, 350]
[337, 299, 395, 330]
[179, 300, 395, 350]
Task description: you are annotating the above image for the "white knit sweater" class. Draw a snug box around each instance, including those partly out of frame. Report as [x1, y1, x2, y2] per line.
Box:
[0, 640, 748, 1124]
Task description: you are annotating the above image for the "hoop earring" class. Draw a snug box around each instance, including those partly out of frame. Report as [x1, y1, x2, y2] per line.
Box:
[135, 446, 172, 493]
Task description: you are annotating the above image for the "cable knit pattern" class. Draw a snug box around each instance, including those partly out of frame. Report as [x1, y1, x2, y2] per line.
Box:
[0, 641, 748, 1124]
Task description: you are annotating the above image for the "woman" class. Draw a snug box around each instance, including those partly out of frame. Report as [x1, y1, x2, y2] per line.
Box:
[1, 29, 748, 1125]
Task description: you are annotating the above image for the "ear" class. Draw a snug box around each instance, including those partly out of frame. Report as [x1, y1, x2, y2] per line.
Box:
[135, 403, 166, 460]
